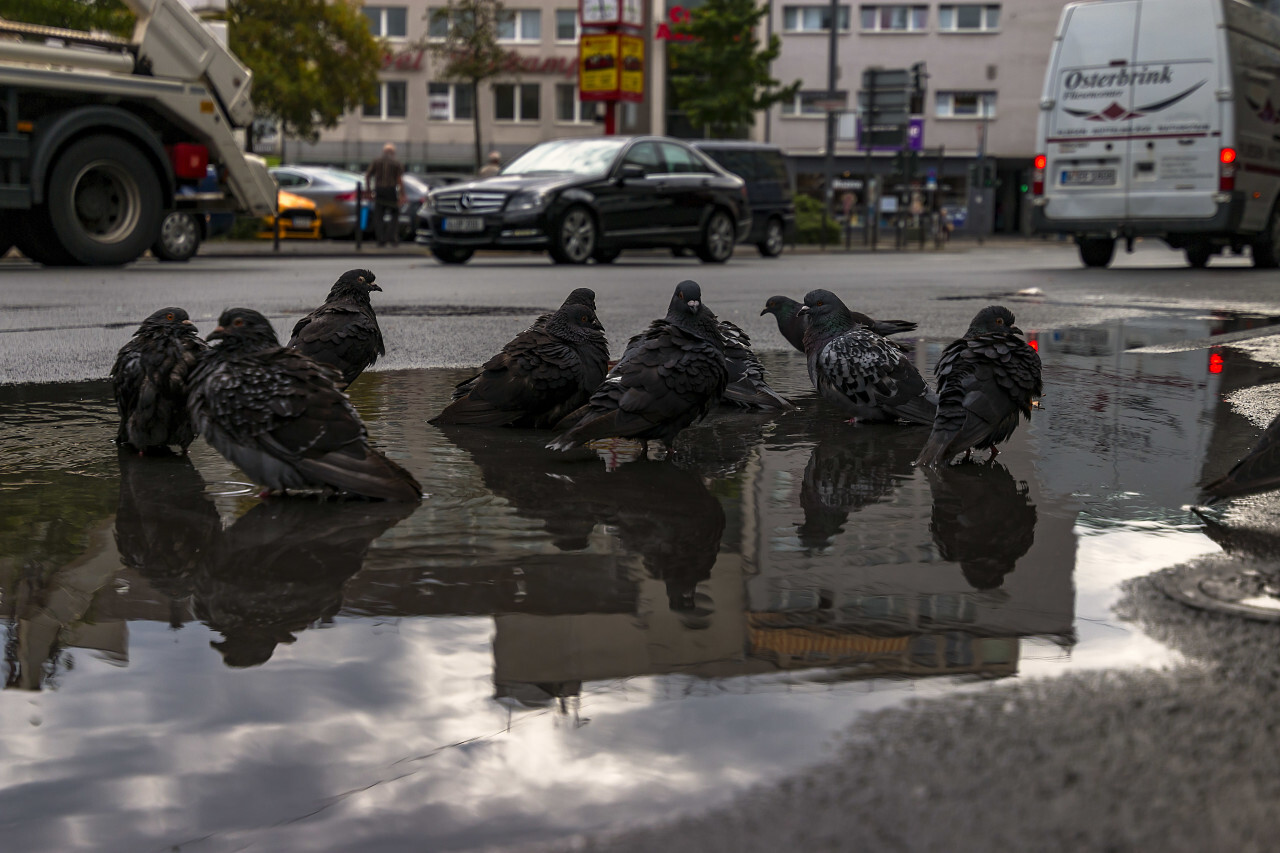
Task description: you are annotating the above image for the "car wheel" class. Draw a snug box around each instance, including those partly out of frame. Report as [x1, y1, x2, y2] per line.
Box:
[1253, 207, 1280, 268]
[756, 217, 785, 258]
[696, 208, 735, 263]
[593, 247, 621, 264]
[46, 135, 163, 265]
[151, 211, 201, 262]
[1185, 241, 1212, 269]
[431, 245, 474, 265]
[1077, 237, 1114, 268]
[549, 205, 596, 265]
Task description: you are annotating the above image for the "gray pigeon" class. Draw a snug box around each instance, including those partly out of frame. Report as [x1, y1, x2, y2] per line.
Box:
[914, 305, 1043, 467]
[111, 306, 208, 454]
[719, 320, 793, 410]
[430, 300, 609, 429]
[548, 280, 727, 452]
[533, 287, 597, 329]
[800, 289, 937, 424]
[287, 268, 384, 389]
[187, 308, 421, 501]
[762, 294, 917, 353]
[1201, 412, 1280, 502]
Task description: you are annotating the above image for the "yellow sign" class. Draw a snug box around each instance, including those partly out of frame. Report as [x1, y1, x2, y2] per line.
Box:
[619, 34, 644, 99]
[579, 34, 619, 97]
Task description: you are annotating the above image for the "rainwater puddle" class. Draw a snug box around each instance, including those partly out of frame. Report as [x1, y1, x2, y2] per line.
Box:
[1, 311, 1277, 852]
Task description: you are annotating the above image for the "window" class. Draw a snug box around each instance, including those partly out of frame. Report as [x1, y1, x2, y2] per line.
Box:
[623, 141, 663, 175]
[427, 7, 473, 38]
[494, 82, 540, 121]
[498, 9, 541, 41]
[782, 5, 851, 32]
[363, 81, 408, 119]
[659, 142, 711, 174]
[428, 82, 474, 121]
[938, 4, 1000, 31]
[555, 83, 592, 122]
[780, 90, 847, 116]
[936, 90, 996, 118]
[555, 8, 579, 40]
[363, 5, 408, 38]
[859, 5, 928, 31]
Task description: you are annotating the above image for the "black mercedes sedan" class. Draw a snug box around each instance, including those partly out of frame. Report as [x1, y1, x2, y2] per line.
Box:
[417, 136, 751, 265]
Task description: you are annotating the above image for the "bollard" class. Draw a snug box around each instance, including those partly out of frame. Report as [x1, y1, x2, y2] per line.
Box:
[355, 180, 363, 251]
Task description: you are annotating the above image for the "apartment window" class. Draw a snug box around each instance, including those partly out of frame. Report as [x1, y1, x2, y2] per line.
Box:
[498, 9, 541, 41]
[494, 82, 540, 121]
[363, 5, 408, 37]
[782, 5, 851, 32]
[859, 5, 928, 31]
[938, 4, 1000, 31]
[428, 82, 474, 121]
[780, 89, 847, 116]
[427, 7, 474, 38]
[936, 90, 996, 118]
[363, 81, 408, 119]
[555, 8, 579, 40]
[555, 83, 592, 122]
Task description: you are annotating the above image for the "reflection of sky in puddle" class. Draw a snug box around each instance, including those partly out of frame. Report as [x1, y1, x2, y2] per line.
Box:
[3, 311, 1279, 851]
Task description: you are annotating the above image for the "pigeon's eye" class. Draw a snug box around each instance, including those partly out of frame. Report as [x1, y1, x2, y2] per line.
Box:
[995, 317, 1005, 325]
[165, 312, 175, 321]
[581, 314, 590, 323]
[816, 301, 824, 307]
[232, 317, 245, 327]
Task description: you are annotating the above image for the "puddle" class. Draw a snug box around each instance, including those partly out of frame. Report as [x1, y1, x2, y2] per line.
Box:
[1, 311, 1278, 852]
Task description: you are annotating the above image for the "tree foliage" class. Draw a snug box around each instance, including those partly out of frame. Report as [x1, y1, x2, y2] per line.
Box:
[670, 0, 799, 138]
[226, 0, 382, 143]
[422, 0, 518, 169]
[0, 0, 134, 37]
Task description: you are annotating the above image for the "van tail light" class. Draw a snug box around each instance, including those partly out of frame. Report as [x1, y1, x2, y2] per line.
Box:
[1220, 148, 1237, 192]
[1032, 154, 1046, 196]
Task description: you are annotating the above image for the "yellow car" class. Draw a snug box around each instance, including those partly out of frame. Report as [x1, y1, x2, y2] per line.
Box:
[257, 190, 322, 239]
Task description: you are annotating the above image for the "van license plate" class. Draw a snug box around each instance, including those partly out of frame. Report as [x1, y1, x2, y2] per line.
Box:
[1060, 168, 1116, 186]
[444, 217, 484, 232]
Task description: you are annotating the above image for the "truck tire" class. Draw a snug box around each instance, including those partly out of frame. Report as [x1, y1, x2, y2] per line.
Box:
[1078, 237, 1115, 268]
[151, 211, 201, 262]
[1252, 208, 1280, 269]
[46, 135, 164, 266]
[14, 209, 77, 266]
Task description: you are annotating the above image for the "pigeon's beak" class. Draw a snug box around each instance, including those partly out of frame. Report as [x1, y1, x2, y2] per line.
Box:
[370, 283, 383, 292]
[181, 319, 195, 326]
[797, 305, 810, 315]
[592, 318, 605, 332]
[1011, 325, 1024, 335]
[759, 307, 769, 316]
[687, 299, 700, 312]
[207, 326, 226, 341]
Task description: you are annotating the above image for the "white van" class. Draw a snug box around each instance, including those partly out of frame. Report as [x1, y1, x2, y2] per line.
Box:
[1033, 0, 1280, 268]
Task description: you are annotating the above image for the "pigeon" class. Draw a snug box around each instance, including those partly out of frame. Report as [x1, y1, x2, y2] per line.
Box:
[187, 307, 421, 501]
[799, 289, 938, 425]
[287, 268, 384, 389]
[762, 294, 917, 353]
[430, 300, 609, 429]
[925, 462, 1037, 589]
[533, 287, 597, 328]
[548, 280, 728, 452]
[914, 305, 1043, 467]
[718, 320, 793, 410]
[110, 306, 208, 454]
[1201, 412, 1280, 502]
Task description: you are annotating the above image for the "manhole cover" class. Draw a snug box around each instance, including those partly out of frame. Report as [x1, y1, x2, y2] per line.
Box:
[1159, 563, 1280, 622]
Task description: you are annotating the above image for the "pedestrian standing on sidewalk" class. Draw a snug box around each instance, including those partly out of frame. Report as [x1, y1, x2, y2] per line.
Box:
[365, 143, 405, 247]
[478, 151, 502, 179]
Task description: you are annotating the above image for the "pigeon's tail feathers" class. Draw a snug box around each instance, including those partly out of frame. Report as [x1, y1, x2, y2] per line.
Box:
[296, 448, 422, 502]
[893, 390, 939, 426]
[914, 428, 958, 467]
[429, 394, 522, 428]
[873, 319, 919, 337]
[723, 380, 795, 411]
[1200, 468, 1280, 504]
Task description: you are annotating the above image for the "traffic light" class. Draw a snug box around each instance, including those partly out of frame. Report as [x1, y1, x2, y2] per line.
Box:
[910, 62, 927, 95]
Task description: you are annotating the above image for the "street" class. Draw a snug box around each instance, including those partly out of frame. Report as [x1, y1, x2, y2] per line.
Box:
[3, 238, 1280, 852]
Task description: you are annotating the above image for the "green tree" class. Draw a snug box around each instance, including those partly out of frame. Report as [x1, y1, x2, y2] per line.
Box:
[423, 0, 518, 170]
[226, 0, 382, 146]
[670, 0, 799, 138]
[0, 0, 133, 37]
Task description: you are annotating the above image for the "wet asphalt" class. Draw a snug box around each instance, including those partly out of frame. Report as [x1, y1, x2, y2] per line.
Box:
[6, 238, 1280, 850]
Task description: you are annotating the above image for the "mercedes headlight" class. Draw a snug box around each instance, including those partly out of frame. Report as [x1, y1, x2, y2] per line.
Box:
[424, 193, 439, 212]
[507, 191, 548, 213]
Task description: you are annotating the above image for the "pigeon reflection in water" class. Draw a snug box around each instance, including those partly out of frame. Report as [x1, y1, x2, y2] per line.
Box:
[193, 500, 414, 668]
[796, 423, 921, 551]
[925, 462, 1037, 590]
[114, 450, 222, 627]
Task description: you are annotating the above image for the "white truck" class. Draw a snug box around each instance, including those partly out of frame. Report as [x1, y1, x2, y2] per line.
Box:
[0, 0, 276, 265]
[1033, 0, 1280, 268]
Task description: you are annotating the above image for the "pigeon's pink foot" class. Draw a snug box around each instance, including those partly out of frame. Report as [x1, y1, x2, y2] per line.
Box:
[844, 417, 860, 425]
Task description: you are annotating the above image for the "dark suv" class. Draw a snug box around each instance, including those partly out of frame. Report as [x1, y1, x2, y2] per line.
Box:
[417, 136, 751, 265]
[690, 141, 795, 257]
